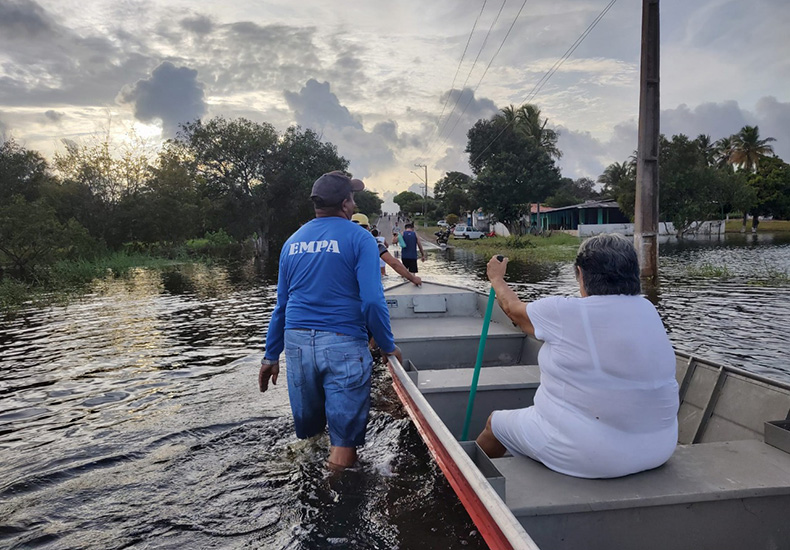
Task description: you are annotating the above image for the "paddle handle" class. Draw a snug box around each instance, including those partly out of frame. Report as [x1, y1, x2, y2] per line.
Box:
[460, 255, 503, 440]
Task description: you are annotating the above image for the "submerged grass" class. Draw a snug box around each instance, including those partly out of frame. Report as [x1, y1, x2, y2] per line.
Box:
[0, 252, 187, 316]
[686, 263, 733, 278]
[443, 232, 580, 263]
[725, 219, 790, 233]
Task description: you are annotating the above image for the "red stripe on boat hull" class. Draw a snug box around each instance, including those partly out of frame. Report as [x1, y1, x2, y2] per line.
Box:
[388, 363, 514, 550]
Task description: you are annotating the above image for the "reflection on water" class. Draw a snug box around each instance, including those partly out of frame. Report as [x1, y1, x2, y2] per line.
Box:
[1, 234, 789, 548]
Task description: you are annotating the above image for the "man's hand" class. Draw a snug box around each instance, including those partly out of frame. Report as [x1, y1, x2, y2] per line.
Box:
[421, 253, 426, 262]
[259, 361, 280, 392]
[385, 345, 403, 365]
[410, 275, 422, 286]
[486, 255, 508, 282]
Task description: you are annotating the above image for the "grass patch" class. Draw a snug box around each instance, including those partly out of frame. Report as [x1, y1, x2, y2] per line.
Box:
[686, 263, 733, 278]
[725, 219, 790, 233]
[447, 233, 580, 263]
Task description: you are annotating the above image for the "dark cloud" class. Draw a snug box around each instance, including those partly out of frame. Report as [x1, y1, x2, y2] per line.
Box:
[118, 62, 207, 137]
[43, 110, 64, 123]
[285, 79, 362, 131]
[0, 0, 53, 39]
[284, 79, 395, 178]
[180, 15, 214, 35]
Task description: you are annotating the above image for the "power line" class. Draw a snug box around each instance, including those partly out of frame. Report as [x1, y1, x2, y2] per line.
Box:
[463, 0, 618, 172]
[425, 0, 488, 149]
[427, 0, 508, 156]
[428, 0, 530, 160]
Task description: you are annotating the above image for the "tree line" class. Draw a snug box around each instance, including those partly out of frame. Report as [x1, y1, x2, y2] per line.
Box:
[0, 118, 384, 280]
[397, 104, 788, 236]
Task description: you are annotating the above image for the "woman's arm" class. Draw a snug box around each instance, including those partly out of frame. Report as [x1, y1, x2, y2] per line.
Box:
[487, 256, 534, 336]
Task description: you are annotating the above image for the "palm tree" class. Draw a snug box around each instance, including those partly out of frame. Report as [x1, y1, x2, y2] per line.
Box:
[714, 136, 735, 169]
[729, 125, 776, 231]
[730, 125, 775, 172]
[495, 104, 562, 160]
[597, 161, 634, 195]
[695, 134, 716, 166]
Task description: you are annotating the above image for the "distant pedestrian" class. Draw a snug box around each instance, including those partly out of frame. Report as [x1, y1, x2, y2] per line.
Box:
[400, 222, 426, 273]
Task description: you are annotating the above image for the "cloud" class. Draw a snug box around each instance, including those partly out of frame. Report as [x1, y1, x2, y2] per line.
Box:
[0, 0, 53, 39]
[284, 79, 397, 178]
[44, 110, 64, 123]
[118, 62, 207, 137]
[557, 97, 790, 180]
[0, 115, 9, 143]
[180, 15, 214, 35]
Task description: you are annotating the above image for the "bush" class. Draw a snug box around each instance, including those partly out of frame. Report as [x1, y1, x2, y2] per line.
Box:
[446, 213, 459, 225]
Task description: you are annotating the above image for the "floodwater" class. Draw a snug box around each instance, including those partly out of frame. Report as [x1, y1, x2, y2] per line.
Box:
[1, 232, 789, 549]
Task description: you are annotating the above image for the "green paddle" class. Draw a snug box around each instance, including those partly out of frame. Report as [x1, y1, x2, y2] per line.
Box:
[461, 255, 504, 441]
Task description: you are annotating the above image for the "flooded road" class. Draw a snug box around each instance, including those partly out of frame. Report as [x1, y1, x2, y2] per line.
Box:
[1, 232, 788, 548]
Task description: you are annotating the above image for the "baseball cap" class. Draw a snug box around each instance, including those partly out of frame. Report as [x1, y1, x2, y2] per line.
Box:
[351, 213, 370, 226]
[311, 171, 364, 206]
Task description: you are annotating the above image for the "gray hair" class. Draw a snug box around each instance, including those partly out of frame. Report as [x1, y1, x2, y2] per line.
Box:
[574, 233, 641, 296]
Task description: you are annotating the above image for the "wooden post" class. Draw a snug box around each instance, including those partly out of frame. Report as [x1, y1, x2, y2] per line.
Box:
[634, 0, 660, 280]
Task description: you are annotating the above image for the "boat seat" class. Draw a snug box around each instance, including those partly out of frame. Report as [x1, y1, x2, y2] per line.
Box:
[415, 365, 540, 393]
[493, 439, 790, 517]
[390, 316, 523, 341]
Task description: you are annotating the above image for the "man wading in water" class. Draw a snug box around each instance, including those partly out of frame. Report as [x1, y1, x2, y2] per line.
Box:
[259, 170, 402, 470]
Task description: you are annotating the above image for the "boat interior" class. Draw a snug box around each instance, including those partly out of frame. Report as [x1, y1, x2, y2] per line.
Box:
[385, 281, 790, 550]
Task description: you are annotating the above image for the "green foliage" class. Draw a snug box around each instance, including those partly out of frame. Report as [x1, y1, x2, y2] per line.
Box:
[0, 278, 30, 313]
[598, 161, 636, 219]
[354, 189, 384, 217]
[686, 263, 733, 278]
[434, 171, 473, 216]
[0, 139, 52, 203]
[659, 134, 746, 235]
[545, 177, 600, 208]
[393, 191, 424, 216]
[466, 107, 562, 232]
[446, 213, 459, 225]
[748, 156, 790, 219]
[452, 233, 579, 263]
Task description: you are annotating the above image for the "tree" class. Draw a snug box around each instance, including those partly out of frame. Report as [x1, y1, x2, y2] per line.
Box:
[598, 161, 636, 219]
[0, 139, 51, 203]
[354, 189, 384, 217]
[545, 177, 600, 207]
[729, 125, 776, 229]
[695, 134, 716, 167]
[393, 191, 424, 217]
[0, 196, 94, 278]
[748, 156, 790, 223]
[434, 171, 473, 216]
[171, 117, 279, 197]
[659, 134, 745, 236]
[466, 110, 562, 233]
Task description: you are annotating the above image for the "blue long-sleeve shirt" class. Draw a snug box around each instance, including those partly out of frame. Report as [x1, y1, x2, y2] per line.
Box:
[264, 216, 396, 359]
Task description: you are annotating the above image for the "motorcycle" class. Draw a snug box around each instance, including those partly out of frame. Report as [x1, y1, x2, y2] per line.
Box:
[434, 228, 451, 246]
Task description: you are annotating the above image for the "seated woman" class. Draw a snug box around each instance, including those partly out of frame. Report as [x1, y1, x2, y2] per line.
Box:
[476, 233, 679, 479]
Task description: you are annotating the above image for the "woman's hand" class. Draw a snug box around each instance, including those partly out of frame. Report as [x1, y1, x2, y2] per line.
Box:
[487, 255, 508, 281]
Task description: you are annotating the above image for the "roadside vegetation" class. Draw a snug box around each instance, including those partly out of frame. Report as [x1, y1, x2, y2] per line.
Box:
[439, 232, 580, 263]
[724, 219, 790, 233]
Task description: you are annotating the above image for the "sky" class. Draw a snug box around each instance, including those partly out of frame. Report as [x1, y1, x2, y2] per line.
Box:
[1, 0, 789, 211]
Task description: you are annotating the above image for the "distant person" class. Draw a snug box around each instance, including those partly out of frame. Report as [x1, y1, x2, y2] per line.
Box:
[400, 222, 426, 274]
[353, 214, 421, 285]
[476, 233, 679, 479]
[260, 170, 402, 470]
[371, 229, 388, 276]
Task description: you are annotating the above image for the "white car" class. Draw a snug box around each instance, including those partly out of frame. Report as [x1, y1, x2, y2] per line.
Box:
[452, 225, 485, 240]
[437, 220, 449, 227]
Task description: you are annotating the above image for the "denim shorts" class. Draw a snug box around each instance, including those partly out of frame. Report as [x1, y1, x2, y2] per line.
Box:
[284, 329, 373, 447]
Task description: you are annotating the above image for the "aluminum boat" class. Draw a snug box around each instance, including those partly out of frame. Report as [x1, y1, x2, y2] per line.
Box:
[384, 281, 790, 550]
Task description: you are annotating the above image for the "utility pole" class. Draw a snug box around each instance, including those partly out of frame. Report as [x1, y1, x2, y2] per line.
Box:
[634, 0, 660, 281]
[415, 163, 428, 227]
